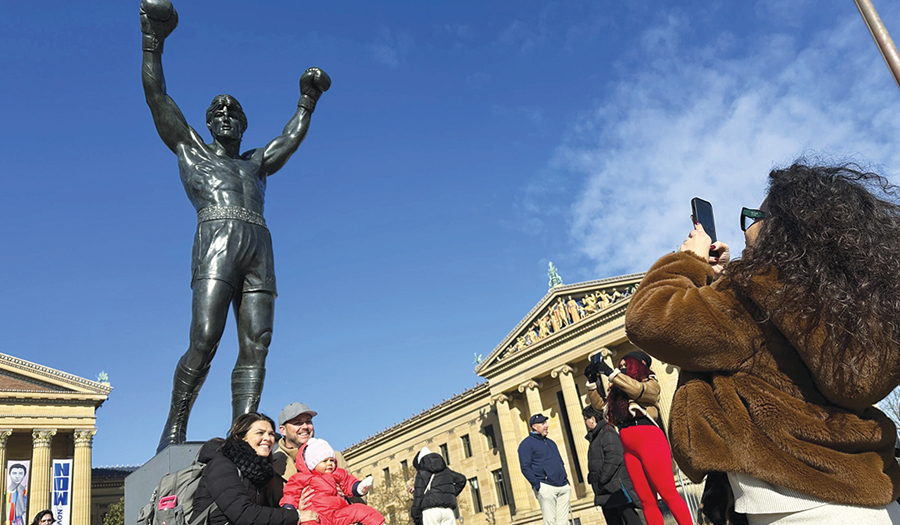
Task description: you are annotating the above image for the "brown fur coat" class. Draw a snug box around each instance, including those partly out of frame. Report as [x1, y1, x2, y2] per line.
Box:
[624, 251, 900, 506]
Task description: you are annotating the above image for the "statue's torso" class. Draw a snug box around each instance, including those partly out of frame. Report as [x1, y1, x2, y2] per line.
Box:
[177, 140, 266, 214]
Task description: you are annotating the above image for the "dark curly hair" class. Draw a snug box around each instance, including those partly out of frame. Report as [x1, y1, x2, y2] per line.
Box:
[729, 162, 900, 370]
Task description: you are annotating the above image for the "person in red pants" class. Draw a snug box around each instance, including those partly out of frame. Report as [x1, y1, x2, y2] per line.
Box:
[587, 351, 693, 525]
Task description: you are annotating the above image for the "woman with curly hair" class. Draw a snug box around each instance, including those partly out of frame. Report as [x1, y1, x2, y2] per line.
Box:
[587, 350, 695, 525]
[192, 412, 319, 525]
[625, 163, 900, 524]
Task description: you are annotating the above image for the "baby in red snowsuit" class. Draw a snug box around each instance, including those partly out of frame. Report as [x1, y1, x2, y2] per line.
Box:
[280, 438, 385, 525]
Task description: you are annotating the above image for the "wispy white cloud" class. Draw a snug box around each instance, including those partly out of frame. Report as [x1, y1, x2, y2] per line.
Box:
[500, 168, 569, 236]
[370, 26, 414, 68]
[495, 3, 567, 53]
[754, 0, 814, 25]
[437, 23, 475, 50]
[552, 8, 900, 277]
[497, 20, 545, 52]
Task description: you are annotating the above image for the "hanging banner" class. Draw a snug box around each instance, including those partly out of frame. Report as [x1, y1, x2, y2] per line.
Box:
[51, 460, 73, 525]
[5, 460, 30, 525]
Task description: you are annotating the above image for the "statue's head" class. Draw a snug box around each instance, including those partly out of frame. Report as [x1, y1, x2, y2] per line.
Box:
[206, 94, 247, 140]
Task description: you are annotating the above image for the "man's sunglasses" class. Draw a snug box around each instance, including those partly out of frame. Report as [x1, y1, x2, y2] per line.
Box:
[741, 207, 766, 231]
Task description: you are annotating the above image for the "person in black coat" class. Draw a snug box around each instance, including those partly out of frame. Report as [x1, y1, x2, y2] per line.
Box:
[409, 447, 466, 525]
[583, 406, 644, 525]
[191, 413, 319, 525]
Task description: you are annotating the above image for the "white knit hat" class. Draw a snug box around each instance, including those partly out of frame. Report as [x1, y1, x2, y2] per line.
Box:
[416, 446, 432, 463]
[304, 438, 335, 470]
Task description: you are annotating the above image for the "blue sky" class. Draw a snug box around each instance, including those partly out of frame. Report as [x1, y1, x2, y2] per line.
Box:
[3, 0, 900, 467]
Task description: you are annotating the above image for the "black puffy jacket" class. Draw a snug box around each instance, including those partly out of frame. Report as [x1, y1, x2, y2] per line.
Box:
[191, 440, 298, 525]
[409, 453, 466, 525]
[585, 421, 640, 509]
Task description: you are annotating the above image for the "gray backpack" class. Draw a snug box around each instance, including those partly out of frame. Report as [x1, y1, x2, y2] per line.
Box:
[136, 460, 218, 525]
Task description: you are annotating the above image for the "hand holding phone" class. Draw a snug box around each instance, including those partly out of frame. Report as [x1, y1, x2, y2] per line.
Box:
[690, 198, 717, 243]
[690, 197, 720, 257]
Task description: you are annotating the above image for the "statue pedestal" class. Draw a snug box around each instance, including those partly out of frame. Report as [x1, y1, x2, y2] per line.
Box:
[124, 443, 205, 525]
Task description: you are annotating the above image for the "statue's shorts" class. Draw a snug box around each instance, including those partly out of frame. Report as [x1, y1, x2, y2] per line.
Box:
[191, 218, 277, 296]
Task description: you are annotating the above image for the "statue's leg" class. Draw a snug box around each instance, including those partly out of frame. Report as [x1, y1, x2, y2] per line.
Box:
[231, 290, 275, 421]
[157, 279, 235, 453]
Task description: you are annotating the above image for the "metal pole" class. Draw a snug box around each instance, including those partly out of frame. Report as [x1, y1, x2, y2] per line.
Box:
[854, 0, 900, 90]
[675, 468, 698, 522]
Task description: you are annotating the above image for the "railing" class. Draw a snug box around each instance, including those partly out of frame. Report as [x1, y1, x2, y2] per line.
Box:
[675, 467, 704, 521]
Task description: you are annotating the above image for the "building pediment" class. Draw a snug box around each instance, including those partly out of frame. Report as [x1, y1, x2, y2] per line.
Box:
[0, 353, 112, 398]
[0, 368, 72, 393]
[475, 273, 645, 377]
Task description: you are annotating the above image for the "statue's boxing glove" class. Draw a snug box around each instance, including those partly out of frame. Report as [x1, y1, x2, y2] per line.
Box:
[298, 67, 331, 112]
[140, 0, 179, 53]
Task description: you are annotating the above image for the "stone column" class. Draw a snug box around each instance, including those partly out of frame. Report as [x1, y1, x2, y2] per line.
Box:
[650, 360, 678, 430]
[517, 380, 544, 418]
[0, 429, 13, 505]
[31, 429, 57, 521]
[73, 429, 96, 525]
[491, 393, 534, 514]
[552, 365, 590, 488]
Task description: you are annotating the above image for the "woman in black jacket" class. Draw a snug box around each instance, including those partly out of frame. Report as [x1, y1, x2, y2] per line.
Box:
[409, 447, 466, 525]
[583, 406, 643, 525]
[192, 412, 318, 525]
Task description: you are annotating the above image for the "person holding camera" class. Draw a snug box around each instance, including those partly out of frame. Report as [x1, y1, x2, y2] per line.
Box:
[586, 352, 694, 525]
[624, 163, 900, 523]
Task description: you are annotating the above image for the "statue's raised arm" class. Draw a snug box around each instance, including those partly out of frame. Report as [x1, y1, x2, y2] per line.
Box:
[140, 0, 194, 153]
[257, 67, 331, 176]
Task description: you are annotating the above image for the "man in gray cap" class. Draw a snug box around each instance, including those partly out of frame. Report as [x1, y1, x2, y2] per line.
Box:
[273, 402, 319, 482]
[272, 401, 354, 502]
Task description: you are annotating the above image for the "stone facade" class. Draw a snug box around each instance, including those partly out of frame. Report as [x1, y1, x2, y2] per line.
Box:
[343, 274, 692, 525]
[91, 466, 136, 525]
[0, 354, 111, 525]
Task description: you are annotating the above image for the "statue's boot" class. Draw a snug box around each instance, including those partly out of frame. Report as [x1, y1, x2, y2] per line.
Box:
[231, 365, 266, 422]
[156, 357, 209, 454]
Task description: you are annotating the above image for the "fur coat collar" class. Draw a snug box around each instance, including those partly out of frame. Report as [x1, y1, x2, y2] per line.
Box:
[624, 251, 900, 506]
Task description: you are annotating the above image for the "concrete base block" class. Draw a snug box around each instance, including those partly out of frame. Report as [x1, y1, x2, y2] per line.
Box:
[124, 443, 205, 525]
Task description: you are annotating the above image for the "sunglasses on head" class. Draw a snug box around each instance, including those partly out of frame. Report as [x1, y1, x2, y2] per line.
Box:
[741, 207, 766, 231]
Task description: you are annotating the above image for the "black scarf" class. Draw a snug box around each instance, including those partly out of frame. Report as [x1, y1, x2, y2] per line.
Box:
[221, 439, 276, 488]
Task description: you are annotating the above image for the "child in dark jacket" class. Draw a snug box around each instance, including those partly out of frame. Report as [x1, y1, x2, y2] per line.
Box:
[410, 447, 467, 525]
[280, 438, 383, 525]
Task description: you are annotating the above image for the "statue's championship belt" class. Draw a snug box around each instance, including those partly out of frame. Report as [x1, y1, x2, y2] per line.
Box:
[197, 205, 267, 229]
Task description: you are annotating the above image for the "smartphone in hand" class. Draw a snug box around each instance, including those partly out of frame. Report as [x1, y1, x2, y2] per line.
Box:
[690, 198, 718, 252]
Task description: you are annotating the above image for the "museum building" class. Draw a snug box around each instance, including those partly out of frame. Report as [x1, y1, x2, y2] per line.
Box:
[342, 273, 693, 525]
[0, 354, 111, 525]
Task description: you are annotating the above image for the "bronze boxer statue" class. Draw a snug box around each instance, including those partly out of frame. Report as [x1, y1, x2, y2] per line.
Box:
[140, 0, 331, 453]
